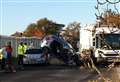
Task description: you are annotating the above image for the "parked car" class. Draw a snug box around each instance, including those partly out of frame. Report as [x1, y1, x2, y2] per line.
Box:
[23, 49, 46, 64]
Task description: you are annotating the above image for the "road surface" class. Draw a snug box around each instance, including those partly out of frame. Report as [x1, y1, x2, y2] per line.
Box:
[0, 65, 119, 82]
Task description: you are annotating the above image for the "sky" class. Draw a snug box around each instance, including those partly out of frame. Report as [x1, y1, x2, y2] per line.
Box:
[0, 0, 120, 35]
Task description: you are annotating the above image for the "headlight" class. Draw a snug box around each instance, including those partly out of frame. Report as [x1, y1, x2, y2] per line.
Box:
[98, 50, 104, 56]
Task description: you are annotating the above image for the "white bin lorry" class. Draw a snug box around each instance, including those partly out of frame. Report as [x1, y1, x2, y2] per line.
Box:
[80, 24, 120, 63]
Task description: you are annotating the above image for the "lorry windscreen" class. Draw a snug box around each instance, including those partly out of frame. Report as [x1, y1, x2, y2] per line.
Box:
[96, 34, 120, 50]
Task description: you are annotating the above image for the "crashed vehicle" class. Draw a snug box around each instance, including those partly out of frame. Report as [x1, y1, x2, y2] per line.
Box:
[41, 35, 81, 66]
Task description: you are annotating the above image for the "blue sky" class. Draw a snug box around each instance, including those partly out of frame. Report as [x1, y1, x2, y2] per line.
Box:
[0, 0, 120, 35]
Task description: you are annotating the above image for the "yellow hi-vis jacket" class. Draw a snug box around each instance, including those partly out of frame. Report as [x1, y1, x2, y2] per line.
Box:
[0, 48, 3, 60]
[18, 45, 25, 55]
[23, 44, 29, 53]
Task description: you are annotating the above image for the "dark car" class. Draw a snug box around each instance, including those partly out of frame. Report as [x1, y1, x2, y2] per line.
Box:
[41, 35, 73, 49]
[23, 49, 46, 64]
[40, 35, 81, 66]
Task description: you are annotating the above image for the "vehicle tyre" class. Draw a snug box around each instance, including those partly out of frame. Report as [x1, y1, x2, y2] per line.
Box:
[91, 57, 97, 65]
[42, 47, 49, 54]
[42, 47, 50, 65]
[96, 57, 107, 66]
[72, 55, 81, 66]
[97, 57, 103, 62]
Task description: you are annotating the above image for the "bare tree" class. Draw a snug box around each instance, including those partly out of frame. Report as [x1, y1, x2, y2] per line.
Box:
[62, 22, 80, 51]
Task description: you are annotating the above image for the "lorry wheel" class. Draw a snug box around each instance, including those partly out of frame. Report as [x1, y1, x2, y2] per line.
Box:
[91, 57, 97, 65]
[96, 58, 108, 66]
[96, 58, 103, 65]
[97, 57, 103, 63]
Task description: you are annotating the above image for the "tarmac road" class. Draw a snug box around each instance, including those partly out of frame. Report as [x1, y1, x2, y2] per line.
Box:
[0, 65, 118, 82]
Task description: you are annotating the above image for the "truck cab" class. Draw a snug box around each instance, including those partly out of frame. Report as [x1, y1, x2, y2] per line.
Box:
[93, 27, 120, 62]
[80, 25, 120, 63]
